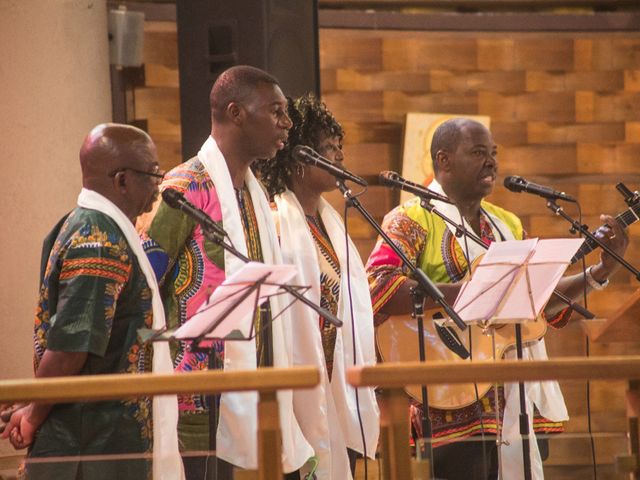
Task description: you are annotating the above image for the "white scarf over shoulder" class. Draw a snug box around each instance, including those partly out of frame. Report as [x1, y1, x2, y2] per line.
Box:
[275, 190, 380, 479]
[197, 137, 313, 472]
[77, 188, 184, 480]
[429, 180, 568, 480]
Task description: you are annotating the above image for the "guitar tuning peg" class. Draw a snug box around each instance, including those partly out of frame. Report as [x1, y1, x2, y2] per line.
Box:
[616, 182, 640, 207]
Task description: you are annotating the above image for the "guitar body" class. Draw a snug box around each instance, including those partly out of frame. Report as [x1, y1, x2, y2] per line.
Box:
[375, 311, 547, 409]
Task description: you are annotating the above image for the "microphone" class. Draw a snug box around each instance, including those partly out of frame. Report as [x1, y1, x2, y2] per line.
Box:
[162, 189, 228, 238]
[292, 145, 367, 187]
[378, 171, 453, 204]
[503, 175, 576, 203]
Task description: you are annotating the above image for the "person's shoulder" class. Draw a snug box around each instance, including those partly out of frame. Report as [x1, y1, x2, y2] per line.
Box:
[481, 199, 524, 237]
[69, 208, 131, 253]
[395, 197, 434, 224]
[163, 156, 212, 191]
[481, 200, 521, 224]
[380, 197, 433, 234]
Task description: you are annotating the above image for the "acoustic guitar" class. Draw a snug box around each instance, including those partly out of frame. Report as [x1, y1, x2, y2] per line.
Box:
[376, 201, 640, 410]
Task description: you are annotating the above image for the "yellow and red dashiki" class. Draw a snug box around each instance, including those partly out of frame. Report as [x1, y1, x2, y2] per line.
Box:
[365, 197, 570, 446]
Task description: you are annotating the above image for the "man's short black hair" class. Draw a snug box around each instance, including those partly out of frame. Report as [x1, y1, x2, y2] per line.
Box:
[209, 65, 280, 122]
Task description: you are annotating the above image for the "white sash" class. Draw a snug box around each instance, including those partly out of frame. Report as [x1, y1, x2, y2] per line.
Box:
[275, 190, 380, 479]
[426, 180, 568, 480]
[197, 137, 313, 472]
[77, 188, 184, 480]
[428, 179, 511, 261]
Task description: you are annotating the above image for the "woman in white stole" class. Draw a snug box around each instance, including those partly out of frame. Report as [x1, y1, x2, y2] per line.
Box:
[254, 94, 379, 479]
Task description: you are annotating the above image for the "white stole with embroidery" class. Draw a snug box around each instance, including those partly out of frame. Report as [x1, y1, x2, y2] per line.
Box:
[428, 180, 568, 480]
[275, 190, 380, 479]
[77, 188, 184, 480]
[197, 137, 313, 472]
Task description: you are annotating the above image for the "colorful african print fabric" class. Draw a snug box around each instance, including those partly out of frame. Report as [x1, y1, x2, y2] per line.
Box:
[366, 198, 568, 446]
[306, 214, 341, 380]
[142, 157, 267, 451]
[29, 208, 154, 479]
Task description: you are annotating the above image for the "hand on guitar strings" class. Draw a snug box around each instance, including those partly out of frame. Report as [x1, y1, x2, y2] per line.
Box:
[591, 214, 630, 281]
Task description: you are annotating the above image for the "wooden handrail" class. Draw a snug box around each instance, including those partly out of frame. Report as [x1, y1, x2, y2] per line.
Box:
[0, 366, 319, 404]
[349, 356, 640, 479]
[347, 356, 640, 388]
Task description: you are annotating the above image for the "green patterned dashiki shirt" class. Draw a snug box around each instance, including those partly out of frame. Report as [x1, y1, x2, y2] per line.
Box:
[28, 208, 154, 480]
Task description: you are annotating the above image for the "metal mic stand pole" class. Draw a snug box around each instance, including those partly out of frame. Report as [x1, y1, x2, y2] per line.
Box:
[336, 181, 466, 476]
[546, 200, 639, 280]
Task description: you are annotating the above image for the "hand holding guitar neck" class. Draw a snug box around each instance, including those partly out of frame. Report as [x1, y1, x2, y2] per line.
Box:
[558, 200, 638, 280]
[590, 213, 630, 280]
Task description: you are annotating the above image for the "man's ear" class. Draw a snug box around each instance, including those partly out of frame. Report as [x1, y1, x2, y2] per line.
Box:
[227, 102, 243, 125]
[435, 150, 450, 172]
[113, 171, 127, 192]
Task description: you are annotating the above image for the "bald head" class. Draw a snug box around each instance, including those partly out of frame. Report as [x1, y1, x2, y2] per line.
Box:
[431, 118, 487, 173]
[209, 65, 280, 123]
[79, 123, 159, 221]
[80, 123, 154, 184]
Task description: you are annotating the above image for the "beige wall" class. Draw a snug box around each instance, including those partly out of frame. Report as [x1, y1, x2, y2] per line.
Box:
[0, 0, 112, 385]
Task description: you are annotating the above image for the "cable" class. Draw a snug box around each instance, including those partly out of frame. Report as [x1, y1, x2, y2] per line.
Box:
[343, 200, 370, 479]
[575, 202, 598, 480]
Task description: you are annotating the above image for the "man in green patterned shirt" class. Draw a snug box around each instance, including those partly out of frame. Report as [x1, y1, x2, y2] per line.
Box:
[1, 124, 171, 479]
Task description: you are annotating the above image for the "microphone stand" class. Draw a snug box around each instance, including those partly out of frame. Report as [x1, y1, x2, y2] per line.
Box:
[335, 180, 466, 476]
[546, 200, 640, 281]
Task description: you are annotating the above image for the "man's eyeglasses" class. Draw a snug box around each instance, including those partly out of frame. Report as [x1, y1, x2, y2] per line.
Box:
[109, 167, 165, 181]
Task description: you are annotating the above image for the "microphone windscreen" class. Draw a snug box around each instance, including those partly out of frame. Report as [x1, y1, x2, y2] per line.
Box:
[503, 175, 524, 192]
[378, 171, 398, 187]
[162, 188, 183, 208]
[291, 144, 308, 161]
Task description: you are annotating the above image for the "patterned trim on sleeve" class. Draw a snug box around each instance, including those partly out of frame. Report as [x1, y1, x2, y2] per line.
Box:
[59, 257, 131, 284]
[366, 210, 427, 321]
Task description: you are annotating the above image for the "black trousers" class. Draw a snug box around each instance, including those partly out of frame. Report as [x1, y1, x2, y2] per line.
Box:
[431, 438, 549, 480]
[432, 440, 499, 480]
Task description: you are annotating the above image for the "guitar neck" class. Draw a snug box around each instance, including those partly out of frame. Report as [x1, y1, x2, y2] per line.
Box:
[570, 202, 640, 264]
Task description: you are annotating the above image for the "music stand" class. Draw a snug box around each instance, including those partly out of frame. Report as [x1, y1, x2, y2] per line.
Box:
[172, 262, 305, 346]
[453, 237, 584, 480]
[582, 287, 640, 478]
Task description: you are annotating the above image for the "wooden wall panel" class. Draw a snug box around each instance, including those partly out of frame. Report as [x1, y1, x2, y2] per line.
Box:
[135, 21, 181, 171]
[383, 91, 479, 122]
[383, 38, 478, 71]
[526, 71, 624, 92]
[431, 70, 526, 93]
[527, 122, 626, 144]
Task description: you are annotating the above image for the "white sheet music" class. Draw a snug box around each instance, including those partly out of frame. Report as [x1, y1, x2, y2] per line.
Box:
[453, 238, 584, 324]
[172, 262, 297, 340]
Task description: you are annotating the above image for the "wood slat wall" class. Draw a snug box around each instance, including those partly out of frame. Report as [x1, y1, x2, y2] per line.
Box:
[136, 20, 640, 477]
